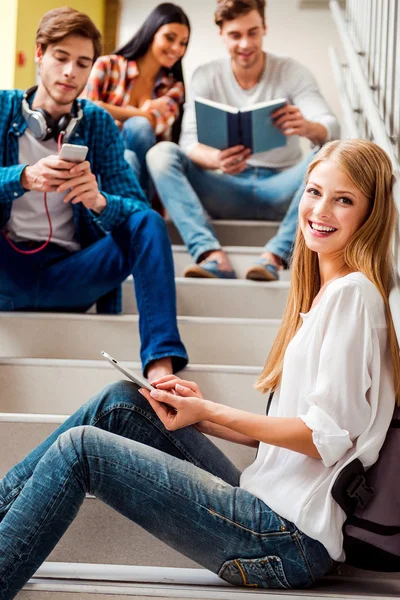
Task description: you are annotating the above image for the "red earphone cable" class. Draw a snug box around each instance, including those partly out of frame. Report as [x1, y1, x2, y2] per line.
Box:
[2, 132, 64, 255]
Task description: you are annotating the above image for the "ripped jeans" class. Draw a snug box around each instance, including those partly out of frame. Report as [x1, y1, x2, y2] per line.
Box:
[0, 382, 333, 599]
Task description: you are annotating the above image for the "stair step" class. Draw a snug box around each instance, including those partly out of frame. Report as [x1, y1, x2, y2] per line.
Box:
[0, 313, 278, 366]
[19, 570, 400, 600]
[0, 360, 262, 415]
[172, 245, 291, 280]
[45, 499, 201, 569]
[167, 219, 280, 247]
[121, 277, 289, 317]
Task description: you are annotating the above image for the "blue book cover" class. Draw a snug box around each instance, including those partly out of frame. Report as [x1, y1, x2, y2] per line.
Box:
[195, 98, 240, 149]
[195, 97, 287, 154]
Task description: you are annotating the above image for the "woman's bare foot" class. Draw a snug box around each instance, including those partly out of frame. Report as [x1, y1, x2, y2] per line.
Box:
[147, 357, 173, 383]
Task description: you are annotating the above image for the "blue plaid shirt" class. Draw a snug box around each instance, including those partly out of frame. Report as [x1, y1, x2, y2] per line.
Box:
[0, 89, 150, 314]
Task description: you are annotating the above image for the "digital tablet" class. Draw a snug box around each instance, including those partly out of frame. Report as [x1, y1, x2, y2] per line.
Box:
[101, 351, 155, 391]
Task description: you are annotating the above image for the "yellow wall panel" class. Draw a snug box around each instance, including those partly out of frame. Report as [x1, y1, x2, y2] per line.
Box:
[14, 0, 105, 90]
[0, 0, 18, 88]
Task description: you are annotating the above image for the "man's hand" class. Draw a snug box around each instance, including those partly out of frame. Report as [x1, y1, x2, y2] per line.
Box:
[272, 104, 328, 144]
[57, 161, 107, 213]
[21, 155, 77, 193]
[218, 145, 252, 175]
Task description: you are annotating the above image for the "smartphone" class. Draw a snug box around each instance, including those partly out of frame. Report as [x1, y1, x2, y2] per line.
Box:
[59, 143, 89, 163]
[101, 351, 155, 391]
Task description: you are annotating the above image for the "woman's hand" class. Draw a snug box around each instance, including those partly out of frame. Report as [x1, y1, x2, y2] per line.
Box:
[138, 384, 210, 431]
[149, 375, 211, 433]
[141, 97, 173, 118]
[150, 374, 204, 398]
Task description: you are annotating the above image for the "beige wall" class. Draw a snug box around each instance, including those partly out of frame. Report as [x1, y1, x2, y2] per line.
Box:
[13, 0, 105, 90]
[0, 0, 18, 88]
[118, 0, 342, 122]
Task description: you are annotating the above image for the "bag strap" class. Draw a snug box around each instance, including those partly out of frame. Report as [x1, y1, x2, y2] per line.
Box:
[266, 390, 274, 416]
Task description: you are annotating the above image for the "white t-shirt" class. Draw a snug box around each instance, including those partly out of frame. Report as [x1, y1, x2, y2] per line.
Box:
[6, 129, 80, 252]
[179, 52, 340, 169]
[240, 272, 395, 561]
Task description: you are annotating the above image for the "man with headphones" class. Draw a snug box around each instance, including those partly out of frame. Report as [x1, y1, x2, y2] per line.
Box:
[0, 7, 188, 381]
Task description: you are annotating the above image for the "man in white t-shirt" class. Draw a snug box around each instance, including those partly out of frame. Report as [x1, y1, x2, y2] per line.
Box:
[147, 0, 340, 280]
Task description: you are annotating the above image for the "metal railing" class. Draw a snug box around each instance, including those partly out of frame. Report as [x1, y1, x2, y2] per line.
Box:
[329, 0, 400, 171]
[329, 0, 400, 311]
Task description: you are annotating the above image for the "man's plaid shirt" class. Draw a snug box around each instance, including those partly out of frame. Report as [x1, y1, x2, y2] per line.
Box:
[0, 89, 150, 314]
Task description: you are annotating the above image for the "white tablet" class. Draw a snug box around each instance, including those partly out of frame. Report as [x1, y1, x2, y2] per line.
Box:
[101, 351, 155, 391]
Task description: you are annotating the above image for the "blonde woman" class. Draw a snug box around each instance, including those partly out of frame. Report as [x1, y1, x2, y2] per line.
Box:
[1, 139, 398, 597]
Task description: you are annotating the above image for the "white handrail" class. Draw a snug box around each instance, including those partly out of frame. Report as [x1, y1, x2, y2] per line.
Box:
[329, 0, 400, 178]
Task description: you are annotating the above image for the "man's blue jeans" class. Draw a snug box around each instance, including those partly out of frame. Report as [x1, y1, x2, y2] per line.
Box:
[122, 117, 156, 196]
[0, 381, 333, 598]
[146, 142, 317, 264]
[0, 210, 187, 375]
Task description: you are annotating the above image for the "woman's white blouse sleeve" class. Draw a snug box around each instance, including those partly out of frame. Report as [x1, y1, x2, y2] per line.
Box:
[300, 284, 374, 467]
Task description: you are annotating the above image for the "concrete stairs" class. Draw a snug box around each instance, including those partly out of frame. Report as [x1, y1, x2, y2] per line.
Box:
[1, 219, 398, 599]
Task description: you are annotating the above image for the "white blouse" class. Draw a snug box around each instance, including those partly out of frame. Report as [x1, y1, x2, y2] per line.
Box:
[240, 272, 395, 561]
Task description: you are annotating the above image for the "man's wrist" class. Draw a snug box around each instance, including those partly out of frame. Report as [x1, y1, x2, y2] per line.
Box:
[20, 166, 32, 191]
[92, 193, 107, 214]
[307, 122, 328, 145]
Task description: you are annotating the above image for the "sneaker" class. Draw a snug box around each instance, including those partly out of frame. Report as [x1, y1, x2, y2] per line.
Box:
[184, 260, 237, 279]
[245, 258, 280, 281]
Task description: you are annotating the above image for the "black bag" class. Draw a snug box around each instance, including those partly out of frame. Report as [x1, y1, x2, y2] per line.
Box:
[332, 406, 400, 571]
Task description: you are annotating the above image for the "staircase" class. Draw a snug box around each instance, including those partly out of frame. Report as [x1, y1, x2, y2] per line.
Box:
[1, 220, 399, 599]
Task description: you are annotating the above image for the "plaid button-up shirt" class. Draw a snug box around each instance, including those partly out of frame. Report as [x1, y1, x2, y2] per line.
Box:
[82, 54, 184, 137]
[0, 89, 150, 314]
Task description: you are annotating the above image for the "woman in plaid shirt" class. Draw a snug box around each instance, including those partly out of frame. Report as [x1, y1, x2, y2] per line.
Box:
[82, 3, 190, 194]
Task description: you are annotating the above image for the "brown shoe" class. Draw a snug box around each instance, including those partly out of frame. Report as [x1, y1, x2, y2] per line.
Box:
[184, 260, 237, 279]
[245, 259, 280, 281]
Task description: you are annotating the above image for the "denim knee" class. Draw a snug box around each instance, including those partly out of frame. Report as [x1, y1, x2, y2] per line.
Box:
[92, 380, 147, 416]
[146, 141, 182, 175]
[124, 148, 140, 176]
[113, 209, 165, 255]
[122, 116, 156, 149]
[126, 208, 166, 236]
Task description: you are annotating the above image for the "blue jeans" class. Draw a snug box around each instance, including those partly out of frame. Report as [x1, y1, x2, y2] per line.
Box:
[0, 381, 333, 598]
[0, 210, 187, 375]
[146, 142, 317, 264]
[122, 117, 156, 195]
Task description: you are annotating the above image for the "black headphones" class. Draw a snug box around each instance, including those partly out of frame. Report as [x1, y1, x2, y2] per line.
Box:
[21, 86, 83, 142]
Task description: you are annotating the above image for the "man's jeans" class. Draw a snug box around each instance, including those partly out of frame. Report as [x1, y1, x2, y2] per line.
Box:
[0, 210, 187, 374]
[122, 116, 156, 196]
[147, 142, 317, 264]
[0, 381, 333, 598]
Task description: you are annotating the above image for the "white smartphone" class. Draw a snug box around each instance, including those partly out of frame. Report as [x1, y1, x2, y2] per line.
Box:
[101, 351, 155, 391]
[59, 143, 89, 163]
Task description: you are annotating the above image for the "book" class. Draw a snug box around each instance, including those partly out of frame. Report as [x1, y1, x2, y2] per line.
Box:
[194, 97, 287, 154]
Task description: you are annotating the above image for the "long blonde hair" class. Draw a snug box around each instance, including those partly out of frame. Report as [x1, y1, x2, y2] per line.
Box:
[257, 139, 400, 403]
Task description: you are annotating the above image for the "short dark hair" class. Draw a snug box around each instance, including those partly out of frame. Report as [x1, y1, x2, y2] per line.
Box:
[36, 7, 102, 63]
[214, 0, 266, 28]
